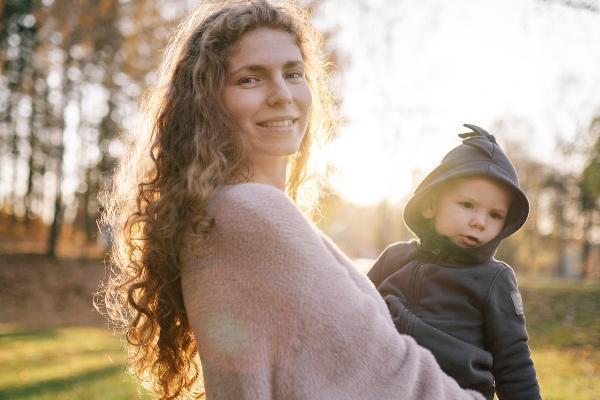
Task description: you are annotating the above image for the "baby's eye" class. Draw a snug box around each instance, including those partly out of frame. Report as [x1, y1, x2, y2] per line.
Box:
[490, 212, 505, 220]
[459, 202, 473, 209]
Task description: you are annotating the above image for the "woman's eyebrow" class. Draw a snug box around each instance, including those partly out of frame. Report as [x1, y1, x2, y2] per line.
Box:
[229, 60, 304, 76]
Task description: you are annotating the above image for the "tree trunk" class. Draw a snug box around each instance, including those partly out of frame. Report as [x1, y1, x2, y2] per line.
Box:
[580, 212, 592, 279]
[46, 49, 72, 257]
[24, 42, 40, 225]
[47, 168, 63, 258]
[555, 201, 567, 277]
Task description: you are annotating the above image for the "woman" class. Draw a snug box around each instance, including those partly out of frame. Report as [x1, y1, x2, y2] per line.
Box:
[99, 1, 484, 399]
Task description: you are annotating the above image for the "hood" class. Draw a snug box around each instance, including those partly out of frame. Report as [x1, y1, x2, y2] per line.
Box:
[403, 124, 529, 264]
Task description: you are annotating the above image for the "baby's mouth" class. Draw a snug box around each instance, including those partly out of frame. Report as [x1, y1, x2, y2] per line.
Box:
[460, 235, 481, 247]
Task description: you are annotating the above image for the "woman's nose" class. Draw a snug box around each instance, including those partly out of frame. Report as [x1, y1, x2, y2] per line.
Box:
[267, 77, 293, 106]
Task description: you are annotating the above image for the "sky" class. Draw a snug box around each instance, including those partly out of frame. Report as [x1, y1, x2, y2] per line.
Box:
[314, 0, 600, 206]
[6, 0, 599, 223]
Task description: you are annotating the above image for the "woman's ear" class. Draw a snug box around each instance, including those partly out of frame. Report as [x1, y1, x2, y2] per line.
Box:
[421, 194, 437, 219]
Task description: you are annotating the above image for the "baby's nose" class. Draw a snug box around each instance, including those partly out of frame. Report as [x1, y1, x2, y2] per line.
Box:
[470, 214, 486, 229]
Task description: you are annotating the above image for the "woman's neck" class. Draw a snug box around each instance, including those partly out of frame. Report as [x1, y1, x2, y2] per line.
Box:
[249, 155, 288, 191]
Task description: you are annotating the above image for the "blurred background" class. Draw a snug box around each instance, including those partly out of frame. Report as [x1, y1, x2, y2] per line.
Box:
[0, 0, 598, 399]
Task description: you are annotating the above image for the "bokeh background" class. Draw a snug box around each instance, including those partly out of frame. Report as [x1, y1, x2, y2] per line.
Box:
[1, 0, 598, 399]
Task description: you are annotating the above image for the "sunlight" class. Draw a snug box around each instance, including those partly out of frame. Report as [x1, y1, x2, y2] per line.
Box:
[324, 122, 441, 206]
[318, 0, 600, 207]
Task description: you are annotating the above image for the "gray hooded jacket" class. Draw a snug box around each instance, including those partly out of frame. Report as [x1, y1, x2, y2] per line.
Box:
[368, 125, 541, 400]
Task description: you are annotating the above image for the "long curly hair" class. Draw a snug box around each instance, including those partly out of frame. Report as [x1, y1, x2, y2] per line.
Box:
[97, 0, 335, 398]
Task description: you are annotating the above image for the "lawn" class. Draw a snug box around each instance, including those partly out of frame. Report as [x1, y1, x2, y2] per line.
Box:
[0, 279, 598, 399]
[0, 325, 154, 400]
[520, 279, 599, 400]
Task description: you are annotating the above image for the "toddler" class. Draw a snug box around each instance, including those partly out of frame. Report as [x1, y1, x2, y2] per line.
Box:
[368, 124, 541, 400]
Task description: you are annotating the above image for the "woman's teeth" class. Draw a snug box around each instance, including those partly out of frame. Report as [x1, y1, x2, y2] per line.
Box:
[259, 119, 294, 127]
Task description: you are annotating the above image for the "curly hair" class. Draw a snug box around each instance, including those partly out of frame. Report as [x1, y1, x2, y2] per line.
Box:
[97, 0, 335, 398]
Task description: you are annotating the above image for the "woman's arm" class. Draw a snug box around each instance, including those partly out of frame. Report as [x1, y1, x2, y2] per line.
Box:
[181, 183, 484, 400]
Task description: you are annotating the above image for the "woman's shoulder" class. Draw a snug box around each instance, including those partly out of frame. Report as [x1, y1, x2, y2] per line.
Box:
[215, 182, 290, 206]
[209, 182, 304, 233]
[182, 183, 312, 264]
[213, 182, 296, 213]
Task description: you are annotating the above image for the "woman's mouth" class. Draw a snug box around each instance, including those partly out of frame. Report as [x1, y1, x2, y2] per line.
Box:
[257, 119, 297, 128]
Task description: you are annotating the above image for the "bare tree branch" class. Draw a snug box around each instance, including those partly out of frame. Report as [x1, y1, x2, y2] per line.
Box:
[536, 0, 599, 13]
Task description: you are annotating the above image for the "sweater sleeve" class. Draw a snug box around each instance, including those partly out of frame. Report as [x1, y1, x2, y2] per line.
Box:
[484, 267, 541, 400]
[182, 184, 484, 400]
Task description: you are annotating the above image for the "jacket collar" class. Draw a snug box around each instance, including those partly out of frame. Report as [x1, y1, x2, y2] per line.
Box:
[418, 226, 498, 265]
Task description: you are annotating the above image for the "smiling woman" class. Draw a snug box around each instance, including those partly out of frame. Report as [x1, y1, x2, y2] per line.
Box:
[223, 28, 312, 185]
[97, 1, 484, 399]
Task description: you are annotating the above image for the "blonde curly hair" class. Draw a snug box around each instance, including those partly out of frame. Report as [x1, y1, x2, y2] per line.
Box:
[97, 0, 335, 398]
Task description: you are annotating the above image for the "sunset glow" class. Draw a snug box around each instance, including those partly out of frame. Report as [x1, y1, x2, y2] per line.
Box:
[317, 0, 600, 206]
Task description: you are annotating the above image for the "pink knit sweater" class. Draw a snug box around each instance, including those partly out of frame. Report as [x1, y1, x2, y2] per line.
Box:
[180, 183, 484, 400]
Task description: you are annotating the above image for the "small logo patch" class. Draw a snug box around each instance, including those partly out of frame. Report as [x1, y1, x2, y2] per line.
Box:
[511, 291, 524, 315]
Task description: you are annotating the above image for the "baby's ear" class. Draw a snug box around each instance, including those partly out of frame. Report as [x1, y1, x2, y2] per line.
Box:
[420, 194, 437, 219]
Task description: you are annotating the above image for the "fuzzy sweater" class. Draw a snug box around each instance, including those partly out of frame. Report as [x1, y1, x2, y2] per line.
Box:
[180, 183, 484, 400]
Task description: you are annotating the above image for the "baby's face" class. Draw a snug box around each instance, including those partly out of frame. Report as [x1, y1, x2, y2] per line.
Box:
[421, 177, 512, 248]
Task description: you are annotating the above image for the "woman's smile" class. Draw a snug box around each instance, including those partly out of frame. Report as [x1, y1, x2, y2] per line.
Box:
[257, 117, 299, 128]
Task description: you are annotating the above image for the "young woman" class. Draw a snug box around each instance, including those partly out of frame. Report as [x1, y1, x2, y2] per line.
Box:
[99, 1, 484, 399]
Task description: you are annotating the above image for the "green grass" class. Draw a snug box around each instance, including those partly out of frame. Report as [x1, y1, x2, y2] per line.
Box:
[520, 279, 600, 400]
[0, 325, 154, 400]
[531, 347, 598, 400]
[521, 279, 600, 348]
[0, 280, 598, 399]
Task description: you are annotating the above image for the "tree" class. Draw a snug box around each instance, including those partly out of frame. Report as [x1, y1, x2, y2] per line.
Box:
[578, 117, 600, 279]
[0, 0, 39, 220]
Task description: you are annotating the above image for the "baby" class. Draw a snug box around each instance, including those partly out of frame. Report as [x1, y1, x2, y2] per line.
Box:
[368, 124, 541, 400]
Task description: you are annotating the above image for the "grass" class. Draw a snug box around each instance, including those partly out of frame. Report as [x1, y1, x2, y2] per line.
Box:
[0, 325, 154, 400]
[531, 347, 598, 400]
[0, 280, 597, 399]
[520, 279, 600, 400]
[521, 279, 600, 348]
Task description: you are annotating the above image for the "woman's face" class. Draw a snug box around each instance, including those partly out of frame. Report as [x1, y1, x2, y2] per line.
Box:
[223, 28, 312, 163]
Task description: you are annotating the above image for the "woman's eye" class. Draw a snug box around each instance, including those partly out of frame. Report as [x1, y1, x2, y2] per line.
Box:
[459, 202, 473, 209]
[238, 77, 259, 85]
[287, 71, 304, 80]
